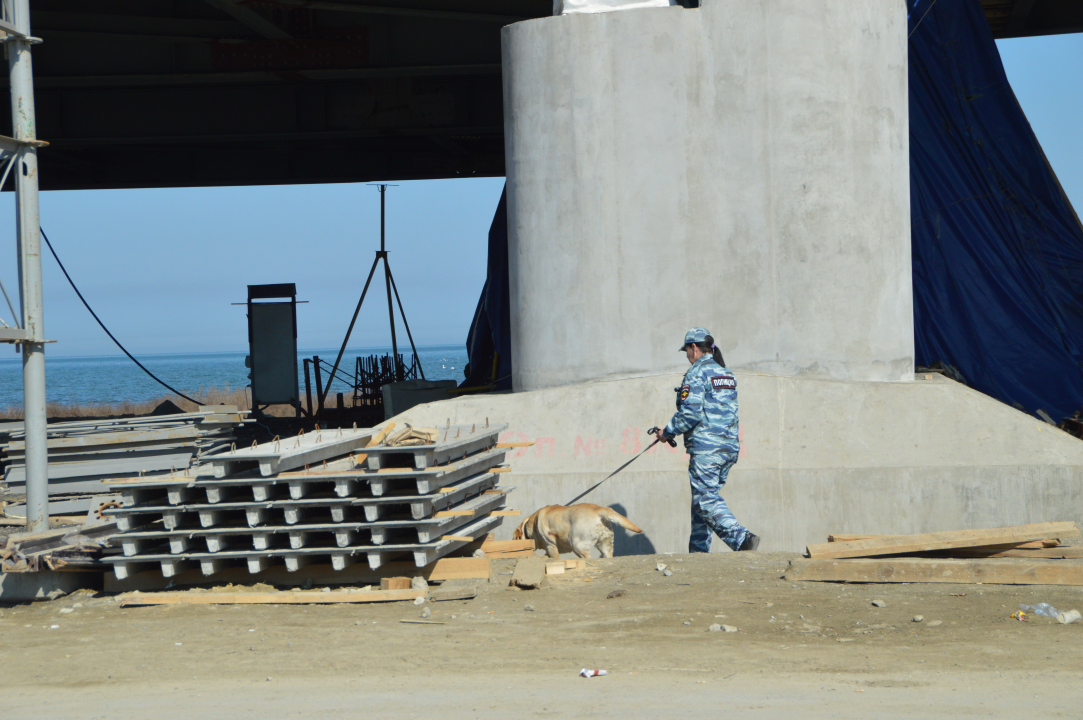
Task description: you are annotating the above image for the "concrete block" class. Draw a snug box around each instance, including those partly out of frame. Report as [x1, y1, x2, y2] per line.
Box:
[394, 372, 1083, 554]
[0, 570, 102, 602]
[382, 380, 458, 419]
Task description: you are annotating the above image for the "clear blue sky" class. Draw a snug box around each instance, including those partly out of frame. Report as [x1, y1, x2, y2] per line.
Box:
[0, 32, 1078, 359]
[3, 177, 506, 356]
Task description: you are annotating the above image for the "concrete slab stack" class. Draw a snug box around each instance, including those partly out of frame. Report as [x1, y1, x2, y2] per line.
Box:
[101, 423, 512, 581]
[0, 407, 249, 516]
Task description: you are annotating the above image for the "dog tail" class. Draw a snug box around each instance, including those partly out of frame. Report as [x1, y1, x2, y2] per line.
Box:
[600, 508, 643, 534]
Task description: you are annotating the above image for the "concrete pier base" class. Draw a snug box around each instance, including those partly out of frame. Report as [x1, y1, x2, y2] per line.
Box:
[396, 373, 1083, 555]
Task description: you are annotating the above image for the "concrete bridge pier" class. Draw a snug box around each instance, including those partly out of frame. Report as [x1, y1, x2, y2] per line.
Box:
[390, 2, 1082, 554]
[502, 0, 912, 391]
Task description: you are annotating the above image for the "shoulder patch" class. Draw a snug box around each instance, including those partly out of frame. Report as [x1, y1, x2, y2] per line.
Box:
[710, 375, 736, 391]
[679, 385, 690, 400]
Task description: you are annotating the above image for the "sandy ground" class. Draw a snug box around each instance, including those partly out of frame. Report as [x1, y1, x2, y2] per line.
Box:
[2, 552, 1082, 719]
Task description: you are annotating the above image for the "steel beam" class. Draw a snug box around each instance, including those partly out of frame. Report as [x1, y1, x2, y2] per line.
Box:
[45, 125, 503, 148]
[7, 0, 48, 532]
[202, 0, 292, 40]
[19, 63, 502, 89]
[31, 11, 250, 39]
[269, 1, 530, 24]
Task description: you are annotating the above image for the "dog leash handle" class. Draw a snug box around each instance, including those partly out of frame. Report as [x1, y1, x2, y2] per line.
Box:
[647, 426, 677, 448]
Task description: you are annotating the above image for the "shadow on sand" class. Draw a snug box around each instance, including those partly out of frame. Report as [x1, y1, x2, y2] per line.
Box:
[609, 502, 657, 556]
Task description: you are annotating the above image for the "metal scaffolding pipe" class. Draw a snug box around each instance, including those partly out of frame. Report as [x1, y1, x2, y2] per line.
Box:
[7, 0, 48, 532]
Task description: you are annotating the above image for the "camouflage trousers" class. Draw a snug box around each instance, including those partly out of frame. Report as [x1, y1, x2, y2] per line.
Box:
[687, 453, 749, 553]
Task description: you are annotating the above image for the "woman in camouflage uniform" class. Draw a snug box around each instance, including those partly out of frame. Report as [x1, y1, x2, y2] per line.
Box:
[655, 328, 760, 553]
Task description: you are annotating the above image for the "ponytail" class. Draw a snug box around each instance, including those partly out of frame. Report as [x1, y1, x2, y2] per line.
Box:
[694, 335, 726, 367]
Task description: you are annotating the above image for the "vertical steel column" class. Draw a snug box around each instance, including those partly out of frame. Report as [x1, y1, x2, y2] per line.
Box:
[7, 0, 47, 532]
[378, 185, 400, 379]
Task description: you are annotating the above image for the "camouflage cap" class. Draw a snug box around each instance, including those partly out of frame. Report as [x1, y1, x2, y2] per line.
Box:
[679, 327, 712, 351]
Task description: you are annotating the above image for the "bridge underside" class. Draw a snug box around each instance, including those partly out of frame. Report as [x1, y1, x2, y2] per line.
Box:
[10, 0, 1080, 191]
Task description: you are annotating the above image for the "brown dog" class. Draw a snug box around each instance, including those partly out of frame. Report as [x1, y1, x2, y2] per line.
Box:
[512, 503, 643, 558]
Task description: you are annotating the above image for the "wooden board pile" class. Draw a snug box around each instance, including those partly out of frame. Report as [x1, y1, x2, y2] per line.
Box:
[100, 421, 521, 582]
[786, 521, 1083, 586]
[0, 406, 248, 517]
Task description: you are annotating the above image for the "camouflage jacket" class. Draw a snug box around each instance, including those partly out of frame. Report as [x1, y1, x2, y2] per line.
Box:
[664, 355, 739, 455]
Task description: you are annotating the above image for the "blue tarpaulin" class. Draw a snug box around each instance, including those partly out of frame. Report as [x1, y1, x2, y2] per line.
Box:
[909, 0, 1083, 419]
[466, 1, 1083, 417]
[460, 186, 512, 390]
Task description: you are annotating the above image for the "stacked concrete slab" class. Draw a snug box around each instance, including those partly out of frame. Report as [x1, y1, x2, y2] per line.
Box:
[0, 407, 248, 515]
[102, 423, 511, 580]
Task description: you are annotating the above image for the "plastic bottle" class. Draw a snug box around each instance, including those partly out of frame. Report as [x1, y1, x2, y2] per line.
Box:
[1019, 603, 1059, 618]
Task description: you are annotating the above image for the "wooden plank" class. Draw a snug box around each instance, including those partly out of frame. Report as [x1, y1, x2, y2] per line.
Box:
[807, 522, 1080, 559]
[931, 547, 1083, 559]
[441, 535, 474, 542]
[827, 534, 886, 542]
[511, 556, 546, 589]
[103, 477, 193, 486]
[786, 558, 1083, 585]
[367, 421, 397, 447]
[118, 588, 426, 606]
[545, 561, 565, 575]
[417, 556, 489, 580]
[827, 534, 1061, 549]
[969, 539, 1062, 550]
[491, 467, 512, 473]
[481, 539, 535, 553]
[434, 510, 475, 517]
[380, 577, 411, 590]
[484, 549, 536, 558]
[491, 510, 520, 516]
[495, 442, 535, 448]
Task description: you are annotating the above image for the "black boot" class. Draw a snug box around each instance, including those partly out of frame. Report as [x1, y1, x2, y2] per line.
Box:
[738, 533, 760, 551]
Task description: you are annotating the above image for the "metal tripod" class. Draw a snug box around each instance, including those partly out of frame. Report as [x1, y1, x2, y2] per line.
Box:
[319, 184, 424, 415]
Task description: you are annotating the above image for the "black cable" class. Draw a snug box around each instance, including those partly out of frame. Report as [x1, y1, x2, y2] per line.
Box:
[39, 227, 203, 406]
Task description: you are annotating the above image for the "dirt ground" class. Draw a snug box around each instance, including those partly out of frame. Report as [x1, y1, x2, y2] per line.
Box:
[3, 551, 1082, 719]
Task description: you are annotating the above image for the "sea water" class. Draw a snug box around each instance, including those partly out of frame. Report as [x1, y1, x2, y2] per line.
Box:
[0, 345, 469, 408]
